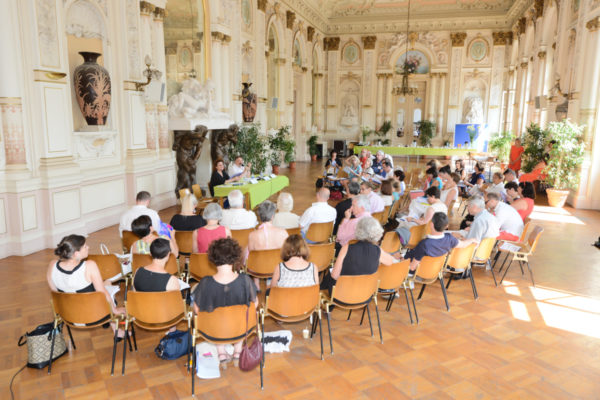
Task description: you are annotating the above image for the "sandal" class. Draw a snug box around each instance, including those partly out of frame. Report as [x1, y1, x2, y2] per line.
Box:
[219, 354, 231, 370]
[232, 353, 241, 368]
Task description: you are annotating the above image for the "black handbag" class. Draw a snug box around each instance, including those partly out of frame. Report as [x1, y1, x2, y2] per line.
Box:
[18, 323, 68, 369]
[155, 330, 191, 360]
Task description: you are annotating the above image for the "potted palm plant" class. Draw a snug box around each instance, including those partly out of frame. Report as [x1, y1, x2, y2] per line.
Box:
[416, 120, 436, 147]
[521, 123, 549, 173]
[543, 120, 585, 208]
[489, 131, 514, 168]
[306, 135, 319, 161]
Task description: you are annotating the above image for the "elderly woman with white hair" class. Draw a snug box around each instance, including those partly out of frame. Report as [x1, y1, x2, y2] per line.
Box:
[193, 203, 232, 253]
[322, 216, 396, 293]
[372, 150, 385, 176]
[272, 192, 300, 229]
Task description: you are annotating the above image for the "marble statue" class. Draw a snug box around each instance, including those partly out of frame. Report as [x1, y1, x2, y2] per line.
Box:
[172, 125, 209, 197]
[462, 96, 484, 124]
[168, 78, 229, 120]
[211, 124, 239, 167]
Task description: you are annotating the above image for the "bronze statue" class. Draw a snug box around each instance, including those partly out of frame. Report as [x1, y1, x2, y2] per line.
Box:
[210, 123, 238, 167]
[173, 125, 209, 197]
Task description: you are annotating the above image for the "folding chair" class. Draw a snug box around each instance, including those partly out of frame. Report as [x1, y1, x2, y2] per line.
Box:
[498, 225, 544, 286]
[231, 228, 255, 249]
[307, 242, 335, 272]
[87, 254, 123, 282]
[121, 231, 138, 253]
[380, 231, 401, 254]
[469, 237, 497, 286]
[286, 227, 301, 236]
[405, 224, 426, 250]
[377, 260, 415, 323]
[187, 253, 217, 283]
[175, 230, 194, 277]
[305, 221, 334, 243]
[131, 253, 179, 277]
[245, 248, 281, 290]
[443, 243, 478, 299]
[492, 220, 531, 269]
[371, 211, 385, 225]
[413, 254, 450, 315]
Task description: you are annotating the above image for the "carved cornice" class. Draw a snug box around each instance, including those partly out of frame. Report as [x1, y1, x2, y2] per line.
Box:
[587, 17, 600, 32]
[307, 26, 315, 42]
[362, 36, 377, 50]
[492, 31, 513, 45]
[165, 46, 176, 55]
[257, 0, 267, 12]
[313, 72, 323, 78]
[286, 11, 296, 29]
[450, 32, 467, 47]
[323, 37, 340, 51]
[139, 1, 155, 15]
[153, 7, 165, 20]
[193, 40, 201, 52]
[275, 57, 287, 65]
[211, 31, 225, 42]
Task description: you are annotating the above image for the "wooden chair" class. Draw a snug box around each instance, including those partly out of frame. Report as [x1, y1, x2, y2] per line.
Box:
[245, 248, 281, 286]
[49, 291, 124, 375]
[286, 227, 301, 236]
[192, 304, 262, 393]
[123, 291, 190, 376]
[413, 254, 450, 316]
[187, 253, 217, 282]
[307, 242, 335, 272]
[260, 285, 323, 360]
[320, 274, 382, 354]
[380, 231, 401, 254]
[231, 228, 255, 249]
[405, 224, 426, 250]
[443, 243, 478, 299]
[492, 220, 531, 269]
[447, 199, 457, 217]
[498, 225, 544, 286]
[131, 253, 179, 277]
[121, 231, 138, 253]
[387, 199, 401, 222]
[175, 230, 194, 256]
[87, 254, 123, 282]
[377, 260, 415, 323]
[305, 221, 334, 243]
[371, 211, 385, 225]
[192, 184, 203, 199]
[469, 237, 497, 285]
[179, 188, 191, 199]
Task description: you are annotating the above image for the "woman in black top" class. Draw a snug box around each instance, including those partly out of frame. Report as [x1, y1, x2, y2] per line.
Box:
[169, 194, 206, 231]
[209, 159, 241, 196]
[133, 238, 180, 292]
[324, 150, 340, 169]
[192, 238, 257, 369]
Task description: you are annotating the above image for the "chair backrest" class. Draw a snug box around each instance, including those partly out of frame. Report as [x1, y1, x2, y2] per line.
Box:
[126, 291, 186, 329]
[406, 224, 426, 248]
[305, 221, 333, 243]
[331, 274, 379, 305]
[380, 231, 401, 254]
[473, 237, 496, 262]
[527, 225, 544, 253]
[448, 199, 456, 217]
[381, 205, 391, 223]
[174, 230, 194, 255]
[132, 253, 178, 275]
[446, 243, 477, 271]
[195, 303, 257, 343]
[371, 211, 384, 225]
[192, 184, 202, 199]
[265, 285, 319, 319]
[246, 248, 281, 276]
[51, 291, 112, 326]
[307, 242, 335, 272]
[286, 227, 301, 236]
[520, 220, 531, 242]
[337, 169, 349, 179]
[87, 254, 122, 281]
[179, 188, 191, 199]
[230, 228, 254, 249]
[378, 260, 410, 291]
[188, 253, 217, 281]
[415, 255, 447, 281]
[121, 231, 139, 253]
[388, 199, 401, 220]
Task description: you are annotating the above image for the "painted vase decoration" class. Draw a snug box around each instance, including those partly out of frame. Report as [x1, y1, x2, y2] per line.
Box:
[73, 52, 111, 125]
[242, 82, 257, 122]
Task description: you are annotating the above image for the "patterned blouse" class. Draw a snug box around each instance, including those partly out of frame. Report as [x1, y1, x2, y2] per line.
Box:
[276, 262, 316, 288]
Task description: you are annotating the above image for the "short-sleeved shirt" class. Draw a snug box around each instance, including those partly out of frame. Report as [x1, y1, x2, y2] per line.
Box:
[405, 233, 459, 262]
[469, 172, 485, 185]
[193, 273, 256, 313]
[341, 241, 381, 276]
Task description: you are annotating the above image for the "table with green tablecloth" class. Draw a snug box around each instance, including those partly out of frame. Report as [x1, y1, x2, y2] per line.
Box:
[353, 146, 477, 156]
[213, 176, 290, 209]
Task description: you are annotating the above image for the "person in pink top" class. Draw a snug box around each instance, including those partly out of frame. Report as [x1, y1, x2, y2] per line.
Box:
[336, 194, 372, 247]
[193, 203, 231, 253]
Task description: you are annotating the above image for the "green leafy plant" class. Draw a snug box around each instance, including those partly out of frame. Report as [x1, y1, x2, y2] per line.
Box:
[467, 125, 478, 146]
[416, 120, 436, 147]
[268, 125, 296, 165]
[488, 131, 514, 163]
[228, 123, 269, 174]
[521, 123, 549, 173]
[378, 120, 392, 136]
[543, 120, 585, 190]
[381, 139, 391, 146]
[306, 134, 319, 157]
[361, 126, 373, 143]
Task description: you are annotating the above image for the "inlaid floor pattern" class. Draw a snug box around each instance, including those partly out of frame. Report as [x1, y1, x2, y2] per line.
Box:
[3, 161, 600, 399]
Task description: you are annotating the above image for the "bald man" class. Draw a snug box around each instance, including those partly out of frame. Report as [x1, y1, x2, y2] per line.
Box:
[299, 188, 337, 238]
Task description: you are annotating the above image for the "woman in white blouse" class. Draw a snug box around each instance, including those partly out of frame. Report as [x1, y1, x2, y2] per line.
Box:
[272, 192, 300, 229]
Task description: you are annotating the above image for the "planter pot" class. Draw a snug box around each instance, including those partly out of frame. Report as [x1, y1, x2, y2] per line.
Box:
[547, 188, 569, 208]
[272, 165, 280, 175]
[311, 154, 317, 161]
[241, 82, 257, 122]
[289, 161, 296, 170]
[73, 52, 111, 125]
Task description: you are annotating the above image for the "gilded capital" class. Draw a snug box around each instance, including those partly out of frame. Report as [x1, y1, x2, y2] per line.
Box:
[517, 17, 527, 35]
[520, 62, 528, 69]
[257, 0, 267, 12]
[307, 26, 315, 42]
[153, 7, 166, 20]
[140, 1, 155, 15]
[534, 0, 544, 19]
[538, 51, 546, 59]
[450, 32, 467, 47]
[324, 37, 340, 51]
[492, 31, 513, 45]
[587, 17, 600, 32]
[211, 31, 225, 42]
[286, 11, 295, 29]
[362, 36, 377, 50]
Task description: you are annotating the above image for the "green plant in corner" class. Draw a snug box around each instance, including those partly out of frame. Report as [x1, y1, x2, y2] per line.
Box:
[543, 120, 585, 190]
[488, 131, 514, 163]
[268, 125, 296, 165]
[416, 120, 436, 147]
[521, 123, 549, 173]
[306, 135, 319, 157]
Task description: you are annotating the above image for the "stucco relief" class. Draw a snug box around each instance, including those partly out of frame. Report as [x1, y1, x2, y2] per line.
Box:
[448, 47, 462, 105]
[339, 80, 360, 127]
[363, 51, 373, 104]
[66, 0, 106, 39]
[1, 104, 27, 165]
[35, 0, 61, 68]
[327, 53, 338, 102]
[73, 131, 117, 159]
[377, 32, 449, 67]
[462, 75, 488, 124]
[489, 47, 505, 106]
[146, 103, 157, 150]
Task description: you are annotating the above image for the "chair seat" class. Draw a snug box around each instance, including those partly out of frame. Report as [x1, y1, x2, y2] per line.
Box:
[131, 313, 187, 330]
[263, 309, 314, 323]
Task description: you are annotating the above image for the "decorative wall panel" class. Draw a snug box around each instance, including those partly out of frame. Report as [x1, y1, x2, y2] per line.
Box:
[35, 0, 61, 68]
[21, 196, 37, 231]
[52, 189, 81, 225]
[81, 179, 125, 214]
[43, 86, 70, 154]
[0, 198, 6, 234]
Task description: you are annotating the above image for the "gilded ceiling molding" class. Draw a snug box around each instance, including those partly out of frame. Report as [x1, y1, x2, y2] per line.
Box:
[257, 0, 267, 12]
[323, 37, 340, 51]
[361, 36, 377, 50]
[307, 26, 315, 41]
[533, 0, 544, 19]
[286, 10, 296, 29]
[153, 7, 165, 20]
[139, 1, 155, 15]
[450, 32, 467, 47]
[517, 17, 526, 35]
[492, 31, 513, 45]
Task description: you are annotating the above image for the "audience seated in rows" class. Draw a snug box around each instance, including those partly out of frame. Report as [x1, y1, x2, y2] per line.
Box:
[220, 190, 258, 230]
[371, 151, 385, 176]
[299, 188, 337, 238]
[425, 167, 443, 190]
[505, 181, 535, 221]
[119, 191, 161, 237]
[441, 172, 460, 210]
[191, 238, 257, 369]
[361, 181, 385, 213]
[454, 159, 466, 182]
[378, 159, 393, 180]
[336, 194, 372, 246]
[503, 168, 519, 185]
[193, 203, 231, 253]
[486, 192, 524, 241]
[272, 192, 300, 229]
[334, 181, 361, 235]
[133, 238, 180, 292]
[379, 180, 394, 207]
[485, 172, 507, 201]
[169, 194, 206, 231]
[270, 235, 318, 288]
[455, 196, 500, 242]
[464, 163, 486, 196]
[399, 186, 447, 229]
[131, 215, 179, 257]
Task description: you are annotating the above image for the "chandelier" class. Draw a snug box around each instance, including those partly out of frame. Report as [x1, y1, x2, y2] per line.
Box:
[392, 0, 418, 97]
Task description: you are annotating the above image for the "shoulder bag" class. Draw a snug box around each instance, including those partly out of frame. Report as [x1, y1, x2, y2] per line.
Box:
[18, 323, 67, 369]
[238, 305, 263, 371]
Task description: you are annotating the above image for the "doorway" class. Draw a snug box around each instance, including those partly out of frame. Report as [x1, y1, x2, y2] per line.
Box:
[392, 81, 427, 146]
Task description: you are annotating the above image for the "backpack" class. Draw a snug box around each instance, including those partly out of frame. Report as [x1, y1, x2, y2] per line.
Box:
[155, 330, 191, 360]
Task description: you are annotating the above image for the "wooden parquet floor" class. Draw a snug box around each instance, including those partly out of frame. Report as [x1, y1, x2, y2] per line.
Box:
[3, 161, 600, 399]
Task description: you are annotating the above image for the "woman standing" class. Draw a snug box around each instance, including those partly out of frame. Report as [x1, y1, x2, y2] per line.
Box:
[508, 138, 524, 174]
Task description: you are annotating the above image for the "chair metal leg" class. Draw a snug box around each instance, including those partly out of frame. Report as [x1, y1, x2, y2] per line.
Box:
[325, 311, 333, 354]
[365, 305, 374, 337]
[359, 307, 366, 326]
[492, 250, 502, 269]
[126, 332, 133, 352]
[518, 260, 525, 275]
[346, 310, 352, 320]
[47, 324, 57, 374]
[130, 324, 137, 351]
[497, 253, 510, 274]
[526, 261, 535, 287]
[66, 325, 76, 350]
[186, 325, 192, 373]
[318, 315, 324, 360]
[191, 337, 196, 396]
[403, 288, 414, 324]
[445, 274, 453, 289]
[439, 277, 450, 311]
[310, 312, 318, 338]
[121, 322, 128, 375]
[260, 319, 264, 390]
[417, 283, 426, 300]
[500, 258, 514, 284]
[386, 293, 396, 312]
[469, 269, 479, 300]
[409, 288, 419, 324]
[373, 301, 383, 344]
[110, 327, 118, 376]
[491, 263, 498, 287]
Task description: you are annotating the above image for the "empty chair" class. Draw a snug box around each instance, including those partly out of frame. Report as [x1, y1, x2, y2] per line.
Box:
[377, 260, 415, 323]
[469, 237, 497, 285]
[305, 221, 334, 243]
[175, 230, 194, 257]
[307, 242, 335, 272]
[413, 254, 450, 317]
[443, 243, 478, 299]
[498, 225, 544, 286]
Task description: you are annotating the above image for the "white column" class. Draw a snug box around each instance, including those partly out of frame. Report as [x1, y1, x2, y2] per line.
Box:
[437, 73, 446, 137]
[139, 3, 153, 69]
[428, 73, 438, 121]
[384, 74, 393, 122]
[211, 33, 223, 111]
[447, 34, 465, 133]
[376, 73, 384, 128]
[221, 35, 231, 113]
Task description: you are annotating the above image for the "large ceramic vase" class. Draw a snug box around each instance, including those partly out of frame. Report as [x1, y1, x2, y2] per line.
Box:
[73, 52, 111, 125]
[242, 82, 257, 122]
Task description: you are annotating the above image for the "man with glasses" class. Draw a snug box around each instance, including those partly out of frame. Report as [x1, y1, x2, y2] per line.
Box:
[485, 192, 523, 241]
[453, 195, 499, 243]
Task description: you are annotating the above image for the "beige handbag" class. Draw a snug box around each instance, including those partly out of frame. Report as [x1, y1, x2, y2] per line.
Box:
[18, 323, 67, 369]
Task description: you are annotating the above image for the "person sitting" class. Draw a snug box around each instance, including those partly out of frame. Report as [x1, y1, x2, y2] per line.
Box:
[360, 181, 385, 213]
[399, 186, 447, 229]
[341, 155, 363, 193]
[299, 188, 337, 239]
[404, 213, 478, 277]
[454, 159, 466, 182]
[47, 235, 125, 338]
[133, 238, 180, 292]
[505, 181, 535, 221]
[371, 150, 386, 176]
[220, 190, 258, 230]
[503, 168, 519, 185]
[392, 170, 406, 200]
[131, 215, 179, 257]
[248, 201, 289, 252]
[336, 194, 372, 246]
[323, 217, 396, 293]
[209, 159, 241, 197]
[485, 172, 507, 201]
[324, 150, 341, 177]
[379, 180, 394, 207]
[464, 163, 486, 196]
[270, 235, 318, 288]
[119, 191, 161, 237]
[358, 148, 371, 169]
[362, 158, 374, 177]
[169, 194, 206, 231]
[454, 195, 500, 242]
[192, 238, 257, 369]
[438, 165, 452, 183]
[440, 172, 460, 211]
[377, 159, 394, 180]
[485, 192, 523, 241]
[334, 181, 360, 235]
[193, 203, 231, 253]
[426, 167, 443, 190]
[228, 155, 251, 179]
[519, 154, 548, 183]
[272, 192, 300, 229]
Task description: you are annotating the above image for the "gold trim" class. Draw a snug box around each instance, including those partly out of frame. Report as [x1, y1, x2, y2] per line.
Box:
[33, 69, 67, 84]
[363, 105, 372, 108]
[286, 101, 294, 105]
[123, 80, 141, 91]
[259, 97, 267, 103]
[232, 94, 242, 101]
[447, 105, 458, 109]
[0, 97, 22, 105]
[327, 105, 337, 108]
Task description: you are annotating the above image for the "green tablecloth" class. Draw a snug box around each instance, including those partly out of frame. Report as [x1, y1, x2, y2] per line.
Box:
[353, 146, 477, 156]
[213, 176, 290, 209]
